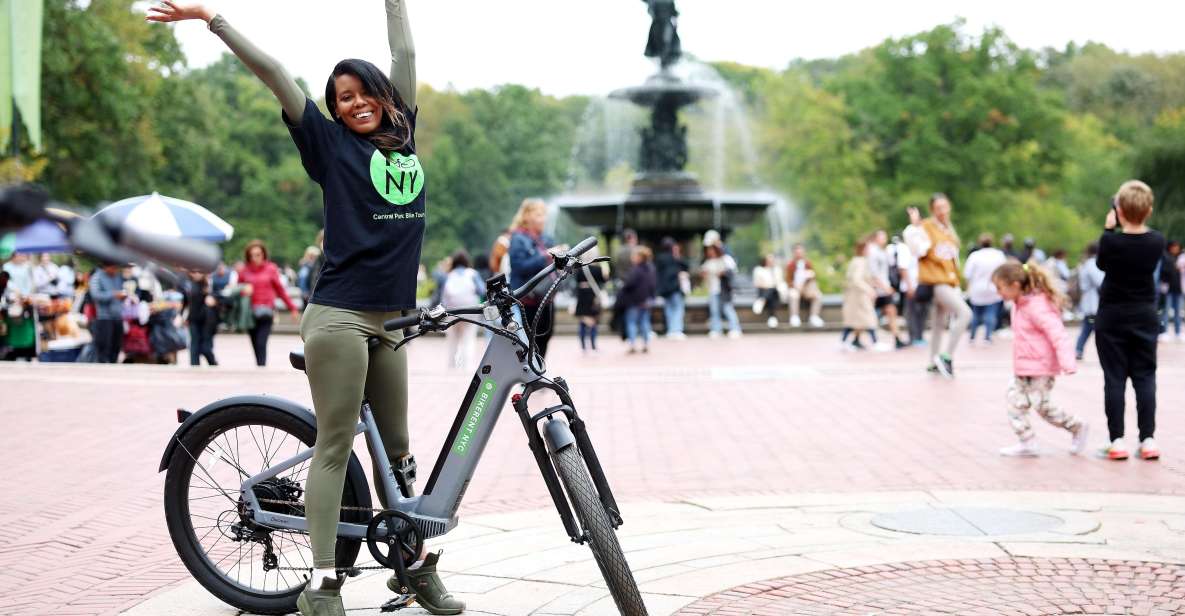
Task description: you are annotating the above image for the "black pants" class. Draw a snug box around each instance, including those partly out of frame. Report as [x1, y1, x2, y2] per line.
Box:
[524, 303, 554, 358]
[188, 322, 218, 366]
[248, 314, 273, 367]
[1095, 304, 1158, 441]
[905, 297, 930, 343]
[758, 288, 780, 317]
[93, 319, 123, 364]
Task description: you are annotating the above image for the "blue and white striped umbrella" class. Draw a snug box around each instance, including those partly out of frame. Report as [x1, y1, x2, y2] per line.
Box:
[95, 192, 234, 242]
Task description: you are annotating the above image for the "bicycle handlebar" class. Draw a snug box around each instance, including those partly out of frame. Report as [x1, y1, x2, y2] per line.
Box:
[383, 309, 423, 332]
[382, 236, 601, 334]
[510, 235, 599, 299]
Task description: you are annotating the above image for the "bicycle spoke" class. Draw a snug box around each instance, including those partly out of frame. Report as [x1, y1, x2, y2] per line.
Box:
[175, 417, 337, 598]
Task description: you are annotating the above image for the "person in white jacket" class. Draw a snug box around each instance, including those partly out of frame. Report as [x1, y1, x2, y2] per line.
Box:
[963, 233, 1008, 344]
[751, 255, 781, 328]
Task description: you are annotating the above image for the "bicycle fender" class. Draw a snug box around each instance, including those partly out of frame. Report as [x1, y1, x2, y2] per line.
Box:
[157, 395, 315, 472]
[543, 418, 577, 454]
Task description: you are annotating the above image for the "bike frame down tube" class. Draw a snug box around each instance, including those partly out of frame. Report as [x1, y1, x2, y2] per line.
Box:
[242, 306, 539, 539]
[413, 306, 538, 521]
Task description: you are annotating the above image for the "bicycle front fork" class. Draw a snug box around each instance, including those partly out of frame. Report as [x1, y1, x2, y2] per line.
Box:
[513, 377, 624, 543]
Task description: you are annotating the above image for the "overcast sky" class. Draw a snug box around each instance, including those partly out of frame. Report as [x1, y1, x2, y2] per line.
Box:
[169, 1, 1185, 98]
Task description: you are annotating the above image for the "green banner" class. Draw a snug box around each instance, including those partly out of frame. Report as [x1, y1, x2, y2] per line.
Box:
[0, 0, 43, 151]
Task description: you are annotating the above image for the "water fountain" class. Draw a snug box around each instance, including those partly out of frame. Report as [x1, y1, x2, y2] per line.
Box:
[554, 0, 779, 249]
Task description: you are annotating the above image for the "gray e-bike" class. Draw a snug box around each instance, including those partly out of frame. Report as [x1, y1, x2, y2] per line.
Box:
[159, 237, 648, 615]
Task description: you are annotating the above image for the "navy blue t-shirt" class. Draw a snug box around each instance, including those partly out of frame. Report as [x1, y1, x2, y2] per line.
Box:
[284, 98, 425, 311]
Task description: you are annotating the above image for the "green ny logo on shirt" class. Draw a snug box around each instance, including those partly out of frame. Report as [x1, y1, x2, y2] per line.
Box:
[369, 150, 424, 206]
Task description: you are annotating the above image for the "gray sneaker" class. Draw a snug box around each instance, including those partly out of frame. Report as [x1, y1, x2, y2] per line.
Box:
[389, 551, 465, 615]
[296, 573, 346, 616]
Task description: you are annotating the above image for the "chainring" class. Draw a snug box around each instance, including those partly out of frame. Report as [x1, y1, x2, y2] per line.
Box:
[365, 510, 424, 570]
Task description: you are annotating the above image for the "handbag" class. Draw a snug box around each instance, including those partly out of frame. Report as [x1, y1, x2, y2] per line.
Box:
[719, 270, 734, 303]
[586, 268, 608, 311]
[678, 270, 691, 296]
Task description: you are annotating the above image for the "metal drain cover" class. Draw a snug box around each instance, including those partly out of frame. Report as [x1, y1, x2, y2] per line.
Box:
[870, 507, 1062, 536]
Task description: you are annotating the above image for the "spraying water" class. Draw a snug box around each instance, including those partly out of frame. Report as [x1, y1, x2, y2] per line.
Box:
[557, 59, 799, 258]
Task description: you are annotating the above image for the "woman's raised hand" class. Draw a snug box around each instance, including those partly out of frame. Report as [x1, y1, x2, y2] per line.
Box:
[145, 1, 215, 24]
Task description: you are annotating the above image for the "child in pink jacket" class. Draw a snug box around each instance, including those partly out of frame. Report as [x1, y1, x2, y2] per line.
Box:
[992, 261, 1090, 456]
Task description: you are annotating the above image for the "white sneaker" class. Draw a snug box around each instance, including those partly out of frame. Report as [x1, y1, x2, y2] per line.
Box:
[708, 330, 723, 339]
[790, 315, 802, 328]
[767, 316, 779, 328]
[1100, 438, 1129, 460]
[666, 332, 687, 340]
[999, 440, 1039, 457]
[1176, 334, 1185, 343]
[1159, 333, 1172, 342]
[808, 315, 825, 328]
[872, 342, 893, 352]
[1139, 438, 1160, 460]
[727, 329, 743, 339]
[1069, 423, 1089, 455]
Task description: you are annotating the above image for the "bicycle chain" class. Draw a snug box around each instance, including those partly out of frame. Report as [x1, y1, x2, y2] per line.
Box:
[251, 498, 394, 572]
[256, 497, 383, 513]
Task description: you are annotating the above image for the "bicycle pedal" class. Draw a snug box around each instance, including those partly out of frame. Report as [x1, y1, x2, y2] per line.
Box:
[380, 594, 416, 612]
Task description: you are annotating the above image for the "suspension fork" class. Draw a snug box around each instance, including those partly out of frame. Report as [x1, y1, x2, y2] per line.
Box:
[513, 379, 624, 543]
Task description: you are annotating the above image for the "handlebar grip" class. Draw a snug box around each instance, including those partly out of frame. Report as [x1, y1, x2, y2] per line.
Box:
[116, 224, 222, 272]
[384, 309, 423, 332]
[568, 236, 598, 258]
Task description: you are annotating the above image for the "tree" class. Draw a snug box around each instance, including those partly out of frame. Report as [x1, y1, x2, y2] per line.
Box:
[1133, 108, 1185, 242]
[758, 70, 882, 255]
[39, 0, 183, 205]
[826, 22, 1070, 215]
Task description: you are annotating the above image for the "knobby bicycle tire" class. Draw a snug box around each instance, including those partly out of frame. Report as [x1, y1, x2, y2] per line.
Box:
[162, 405, 371, 615]
[552, 445, 648, 615]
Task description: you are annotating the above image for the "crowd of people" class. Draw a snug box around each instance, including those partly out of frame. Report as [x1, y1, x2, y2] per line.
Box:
[0, 239, 303, 366]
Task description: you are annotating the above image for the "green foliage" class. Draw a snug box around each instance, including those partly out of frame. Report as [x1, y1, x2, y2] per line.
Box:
[1134, 108, 1185, 242]
[758, 70, 883, 255]
[39, 0, 184, 204]
[827, 22, 1069, 207]
[412, 85, 586, 265]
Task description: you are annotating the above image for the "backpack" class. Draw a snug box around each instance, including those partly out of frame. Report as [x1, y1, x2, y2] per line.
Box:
[441, 269, 479, 309]
[1066, 267, 1083, 307]
[888, 245, 902, 291]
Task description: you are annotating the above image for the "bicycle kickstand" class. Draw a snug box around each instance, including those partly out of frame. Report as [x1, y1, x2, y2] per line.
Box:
[380, 555, 415, 612]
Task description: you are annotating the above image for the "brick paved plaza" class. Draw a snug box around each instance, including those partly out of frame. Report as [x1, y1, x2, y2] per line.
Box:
[1, 330, 1183, 615]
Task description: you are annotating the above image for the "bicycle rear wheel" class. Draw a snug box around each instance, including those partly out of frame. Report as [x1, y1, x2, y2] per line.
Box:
[163, 405, 371, 615]
[552, 444, 648, 615]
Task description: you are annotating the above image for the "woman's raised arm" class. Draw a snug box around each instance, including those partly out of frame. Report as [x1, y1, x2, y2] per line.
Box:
[147, 1, 307, 123]
[386, 0, 417, 110]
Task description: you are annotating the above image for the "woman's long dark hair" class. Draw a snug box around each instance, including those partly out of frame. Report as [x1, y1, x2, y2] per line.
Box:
[325, 58, 411, 154]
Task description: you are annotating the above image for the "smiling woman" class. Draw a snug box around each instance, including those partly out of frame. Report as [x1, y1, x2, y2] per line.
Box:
[145, 2, 461, 616]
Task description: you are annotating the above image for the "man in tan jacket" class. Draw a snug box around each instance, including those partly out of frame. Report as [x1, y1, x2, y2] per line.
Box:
[903, 193, 972, 378]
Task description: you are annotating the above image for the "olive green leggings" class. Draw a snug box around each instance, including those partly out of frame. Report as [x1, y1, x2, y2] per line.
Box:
[300, 303, 409, 568]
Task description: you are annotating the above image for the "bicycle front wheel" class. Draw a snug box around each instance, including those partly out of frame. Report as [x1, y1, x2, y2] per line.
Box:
[162, 405, 371, 615]
[552, 444, 648, 615]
